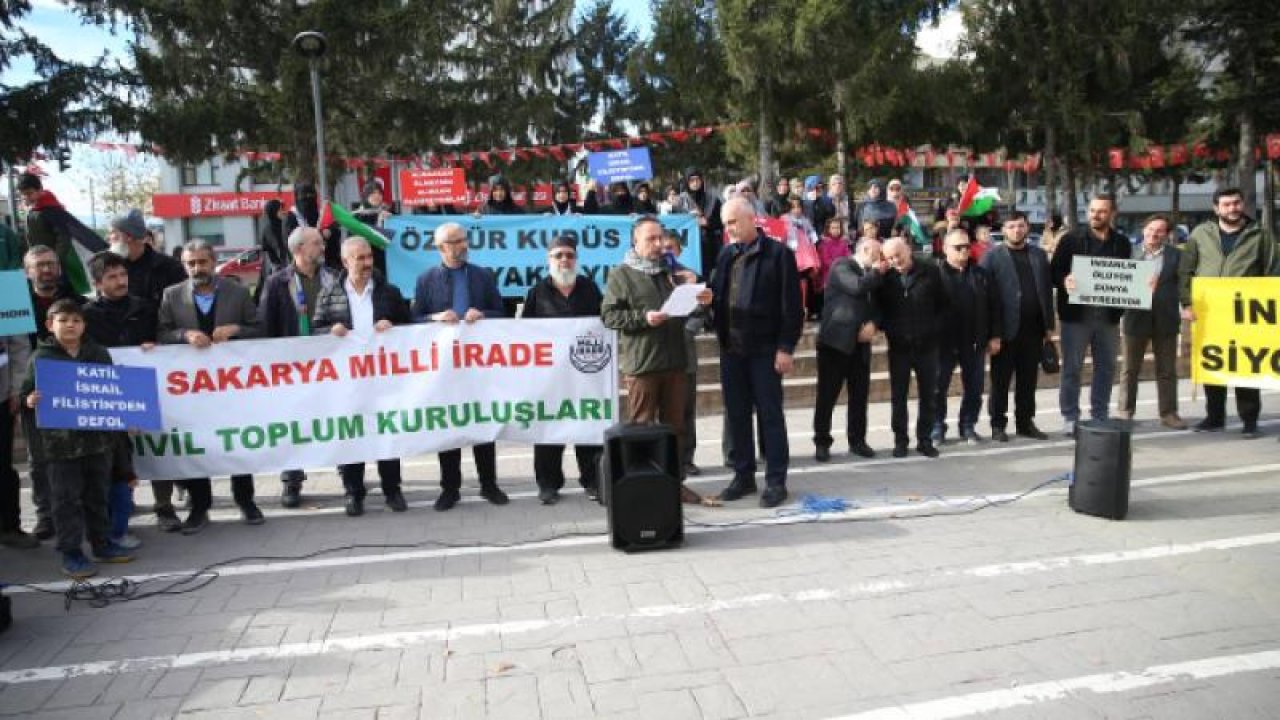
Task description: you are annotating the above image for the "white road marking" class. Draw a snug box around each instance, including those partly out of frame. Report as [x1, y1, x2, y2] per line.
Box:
[2, 530, 1278, 684]
[8, 461, 1279, 595]
[823, 649, 1280, 720]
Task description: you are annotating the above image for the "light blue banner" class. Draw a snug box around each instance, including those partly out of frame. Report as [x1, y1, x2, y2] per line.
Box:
[384, 214, 702, 300]
[0, 269, 36, 336]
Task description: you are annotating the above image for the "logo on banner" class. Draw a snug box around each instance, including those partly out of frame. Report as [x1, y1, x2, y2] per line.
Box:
[570, 331, 611, 373]
[190, 196, 202, 216]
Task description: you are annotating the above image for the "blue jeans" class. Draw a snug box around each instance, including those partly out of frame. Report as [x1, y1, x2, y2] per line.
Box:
[1058, 316, 1119, 422]
[935, 340, 985, 436]
[109, 481, 133, 540]
[721, 352, 789, 486]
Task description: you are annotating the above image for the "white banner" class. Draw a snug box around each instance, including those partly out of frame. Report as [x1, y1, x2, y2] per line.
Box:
[112, 319, 618, 480]
[1068, 255, 1158, 310]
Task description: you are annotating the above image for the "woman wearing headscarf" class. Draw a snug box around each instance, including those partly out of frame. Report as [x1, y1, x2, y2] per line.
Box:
[254, 199, 288, 302]
[477, 175, 523, 215]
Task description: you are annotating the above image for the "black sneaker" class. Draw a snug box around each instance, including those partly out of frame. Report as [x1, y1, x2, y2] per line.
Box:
[385, 490, 408, 512]
[992, 428, 1010, 443]
[760, 485, 788, 508]
[480, 485, 509, 506]
[892, 444, 908, 458]
[1194, 418, 1225, 432]
[281, 483, 302, 509]
[850, 442, 876, 458]
[917, 442, 940, 458]
[538, 488, 559, 505]
[240, 502, 265, 526]
[815, 446, 831, 463]
[33, 517, 54, 541]
[180, 512, 209, 535]
[1242, 425, 1262, 439]
[156, 508, 182, 533]
[1016, 424, 1049, 440]
[434, 489, 461, 512]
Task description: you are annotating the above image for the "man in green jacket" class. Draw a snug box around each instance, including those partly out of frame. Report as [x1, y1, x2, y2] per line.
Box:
[1178, 187, 1278, 438]
[601, 217, 711, 504]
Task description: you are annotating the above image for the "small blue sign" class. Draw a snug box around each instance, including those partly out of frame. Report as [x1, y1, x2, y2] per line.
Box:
[0, 270, 36, 336]
[587, 148, 654, 185]
[35, 359, 163, 432]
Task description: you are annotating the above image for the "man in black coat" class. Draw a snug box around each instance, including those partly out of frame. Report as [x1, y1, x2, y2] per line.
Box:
[1117, 214, 1185, 429]
[813, 238, 882, 461]
[1050, 195, 1133, 436]
[933, 229, 1003, 445]
[522, 237, 604, 504]
[877, 238, 948, 458]
[710, 198, 803, 508]
[108, 209, 187, 308]
[980, 211, 1055, 442]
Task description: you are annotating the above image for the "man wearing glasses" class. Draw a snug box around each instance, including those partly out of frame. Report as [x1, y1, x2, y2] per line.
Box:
[521, 237, 604, 504]
[411, 222, 509, 511]
[933, 229, 1003, 445]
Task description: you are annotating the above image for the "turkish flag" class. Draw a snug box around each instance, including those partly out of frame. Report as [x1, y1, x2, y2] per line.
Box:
[1108, 148, 1126, 170]
[1148, 146, 1165, 169]
[1169, 144, 1189, 165]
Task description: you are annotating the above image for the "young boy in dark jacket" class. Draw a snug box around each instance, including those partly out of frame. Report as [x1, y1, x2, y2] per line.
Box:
[21, 299, 134, 578]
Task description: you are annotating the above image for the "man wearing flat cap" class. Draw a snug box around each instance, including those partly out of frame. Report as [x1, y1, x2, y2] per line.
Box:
[521, 236, 604, 504]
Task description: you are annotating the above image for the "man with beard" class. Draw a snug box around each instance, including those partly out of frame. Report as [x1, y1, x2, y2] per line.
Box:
[602, 217, 714, 505]
[411, 222, 509, 510]
[259, 227, 340, 507]
[1050, 195, 1132, 436]
[312, 237, 411, 516]
[107, 209, 187, 307]
[283, 183, 340, 269]
[677, 167, 723, 279]
[1179, 187, 1278, 438]
[522, 237, 604, 504]
[21, 246, 85, 540]
[1117, 214, 1185, 429]
[158, 241, 265, 533]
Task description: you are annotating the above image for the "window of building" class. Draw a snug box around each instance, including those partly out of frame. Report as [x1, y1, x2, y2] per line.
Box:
[180, 160, 218, 186]
[184, 217, 225, 246]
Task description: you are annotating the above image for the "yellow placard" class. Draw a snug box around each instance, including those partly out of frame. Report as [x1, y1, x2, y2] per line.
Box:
[1191, 278, 1280, 389]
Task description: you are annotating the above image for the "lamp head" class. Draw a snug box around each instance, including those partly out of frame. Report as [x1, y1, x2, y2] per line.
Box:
[292, 31, 327, 59]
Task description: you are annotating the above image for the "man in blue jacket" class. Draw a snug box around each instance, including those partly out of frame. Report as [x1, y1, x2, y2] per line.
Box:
[410, 222, 509, 511]
[709, 198, 803, 508]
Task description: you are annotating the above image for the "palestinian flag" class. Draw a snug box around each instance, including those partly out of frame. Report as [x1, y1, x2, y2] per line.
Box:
[895, 197, 929, 248]
[322, 201, 388, 250]
[957, 176, 1001, 218]
[29, 191, 108, 295]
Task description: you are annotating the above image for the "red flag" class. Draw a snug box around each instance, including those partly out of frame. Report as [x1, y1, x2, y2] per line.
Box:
[317, 201, 334, 229]
[1148, 145, 1165, 169]
[1169, 144, 1189, 166]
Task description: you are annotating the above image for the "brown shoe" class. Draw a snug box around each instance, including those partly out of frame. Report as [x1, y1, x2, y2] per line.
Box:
[1160, 413, 1188, 430]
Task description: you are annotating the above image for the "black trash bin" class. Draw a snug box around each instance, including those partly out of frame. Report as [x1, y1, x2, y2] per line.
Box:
[1070, 419, 1134, 520]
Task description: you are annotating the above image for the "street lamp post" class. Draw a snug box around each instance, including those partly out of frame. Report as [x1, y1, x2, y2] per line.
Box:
[292, 31, 329, 202]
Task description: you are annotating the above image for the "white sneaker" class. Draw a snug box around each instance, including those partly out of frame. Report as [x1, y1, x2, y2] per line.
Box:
[112, 532, 143, 550]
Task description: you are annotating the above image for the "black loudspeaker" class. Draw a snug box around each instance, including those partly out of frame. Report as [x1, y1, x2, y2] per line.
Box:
[601, 423, 683, 552]
[1069, 419, 1133, 520]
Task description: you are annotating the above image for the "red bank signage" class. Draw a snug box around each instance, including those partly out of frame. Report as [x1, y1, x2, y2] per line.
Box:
[152, 192, 292, 219]
[399, 169, 468, 206]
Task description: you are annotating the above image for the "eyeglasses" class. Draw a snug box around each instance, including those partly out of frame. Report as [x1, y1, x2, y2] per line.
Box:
[550, 251, 576, 260]
[948, 244, 971, 251]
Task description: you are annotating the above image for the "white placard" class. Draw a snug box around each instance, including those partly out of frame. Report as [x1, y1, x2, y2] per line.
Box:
[1069, 256, 1157, 310]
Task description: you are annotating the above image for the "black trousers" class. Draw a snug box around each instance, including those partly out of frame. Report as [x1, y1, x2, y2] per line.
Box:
[338, 460, 402, 499]
[812, 343, 872, 449]
[989, 327, 1043, 431]
[1203, 385, 1261, 426]
[20, 408, 50, 524]
[439, 443, 497, 491]
[49, 453, 110, 554]
[181, 475, 256, 516]
[533, 444, 601, 490]
[0, 405, 20, 532]
[888, 342, 938, 446]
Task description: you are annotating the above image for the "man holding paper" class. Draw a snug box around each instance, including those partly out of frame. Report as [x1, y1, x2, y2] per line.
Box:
[1050, 195, 1133, 436]
[601, 217, 712, 505]
[1117, 215, 1185, 429]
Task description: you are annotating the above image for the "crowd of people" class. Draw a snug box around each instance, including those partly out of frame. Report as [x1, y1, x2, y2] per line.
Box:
[0, 169, 1275, 581]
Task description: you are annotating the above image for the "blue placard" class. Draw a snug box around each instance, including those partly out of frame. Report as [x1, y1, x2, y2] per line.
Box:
[0, 270, 36, 336]
[586, 148, 654, 185]
[35, 359, 163, 431]
[384, 214, 702, 299]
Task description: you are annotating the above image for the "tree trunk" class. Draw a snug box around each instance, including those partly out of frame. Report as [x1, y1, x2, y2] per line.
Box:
[1064, 161, 1078, 230]
[1044, 125, 1058, 224]
[1171, 173, 1182, 227]
[833, 86, 847, 179]
[757, 78, 774, 191]
[1237, 109, 1258, 215]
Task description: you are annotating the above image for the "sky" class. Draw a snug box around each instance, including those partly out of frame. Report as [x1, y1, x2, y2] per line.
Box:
[6, 1, 960, 219]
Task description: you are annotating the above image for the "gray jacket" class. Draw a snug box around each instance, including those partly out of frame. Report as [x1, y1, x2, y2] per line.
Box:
[1124, 244, 1182, 338]
[0, 334, 32, 400]
[158, 279, 264, 344]
[979, 242, 1055, 340]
